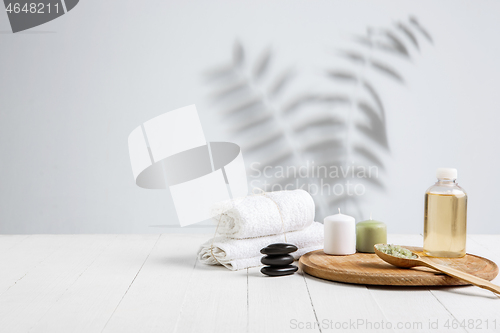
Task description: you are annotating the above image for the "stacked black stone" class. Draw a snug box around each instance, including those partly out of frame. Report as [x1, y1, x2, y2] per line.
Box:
[260, 243, 299, 276]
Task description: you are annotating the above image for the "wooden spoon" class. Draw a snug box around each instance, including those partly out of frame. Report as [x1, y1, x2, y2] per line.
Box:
[374, 244, 500, 295]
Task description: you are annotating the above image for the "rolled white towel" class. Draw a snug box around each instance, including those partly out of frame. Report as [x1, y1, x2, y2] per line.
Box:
[198, 221, 324, 270]
[211, 189, 315, 239]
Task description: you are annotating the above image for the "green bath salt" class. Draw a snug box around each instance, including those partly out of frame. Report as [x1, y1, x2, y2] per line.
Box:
[375, 244, 417, 259]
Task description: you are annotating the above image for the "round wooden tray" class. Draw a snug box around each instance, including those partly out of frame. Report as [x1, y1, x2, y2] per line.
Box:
[299, 247, 499, 286]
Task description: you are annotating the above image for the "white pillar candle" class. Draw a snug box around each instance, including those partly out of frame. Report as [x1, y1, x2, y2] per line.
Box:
[324, 209, 356, 255]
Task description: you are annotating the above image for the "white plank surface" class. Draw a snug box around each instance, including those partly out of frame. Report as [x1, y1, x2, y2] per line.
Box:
[304, 273, 391, 333]
[0, 234, 498, 333]
[173, 254, 247, 333]
[0, 235, 76, 295]
[0, 235, 117, 331]
[102, 234, 206, 333]
[0, 235, 30, 251]
[248, 266, 320, 333]
[18, 235, 159, 333]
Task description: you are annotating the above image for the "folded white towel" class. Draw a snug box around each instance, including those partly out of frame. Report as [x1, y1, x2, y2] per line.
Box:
[198, 221, 324, 270]
[211, 189, 315, 239]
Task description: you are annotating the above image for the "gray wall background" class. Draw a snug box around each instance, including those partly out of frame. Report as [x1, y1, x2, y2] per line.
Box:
[1, 0, 499, 234]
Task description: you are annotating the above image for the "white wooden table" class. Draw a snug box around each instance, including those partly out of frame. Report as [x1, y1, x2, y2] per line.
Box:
[1, 234, 499, 333]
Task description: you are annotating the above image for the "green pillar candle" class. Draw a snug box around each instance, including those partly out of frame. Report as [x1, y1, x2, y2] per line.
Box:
[356, 219, 387, 253]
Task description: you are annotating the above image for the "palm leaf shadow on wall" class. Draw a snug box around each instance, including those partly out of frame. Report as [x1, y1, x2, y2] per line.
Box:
[204, 16, 433, 220]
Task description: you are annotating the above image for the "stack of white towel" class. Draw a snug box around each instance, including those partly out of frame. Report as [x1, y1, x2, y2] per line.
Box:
[198, 189, 324, 270]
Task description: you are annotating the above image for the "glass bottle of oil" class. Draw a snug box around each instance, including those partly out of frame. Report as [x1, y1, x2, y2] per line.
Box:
[423, 168, 467, 258]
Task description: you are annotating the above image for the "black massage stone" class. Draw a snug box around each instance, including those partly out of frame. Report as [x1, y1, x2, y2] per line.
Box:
[260, 243, 298, 255]
[261, 254, 294, 266]
[261, 265, 298, 276]
[260, 243, 298, 277]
